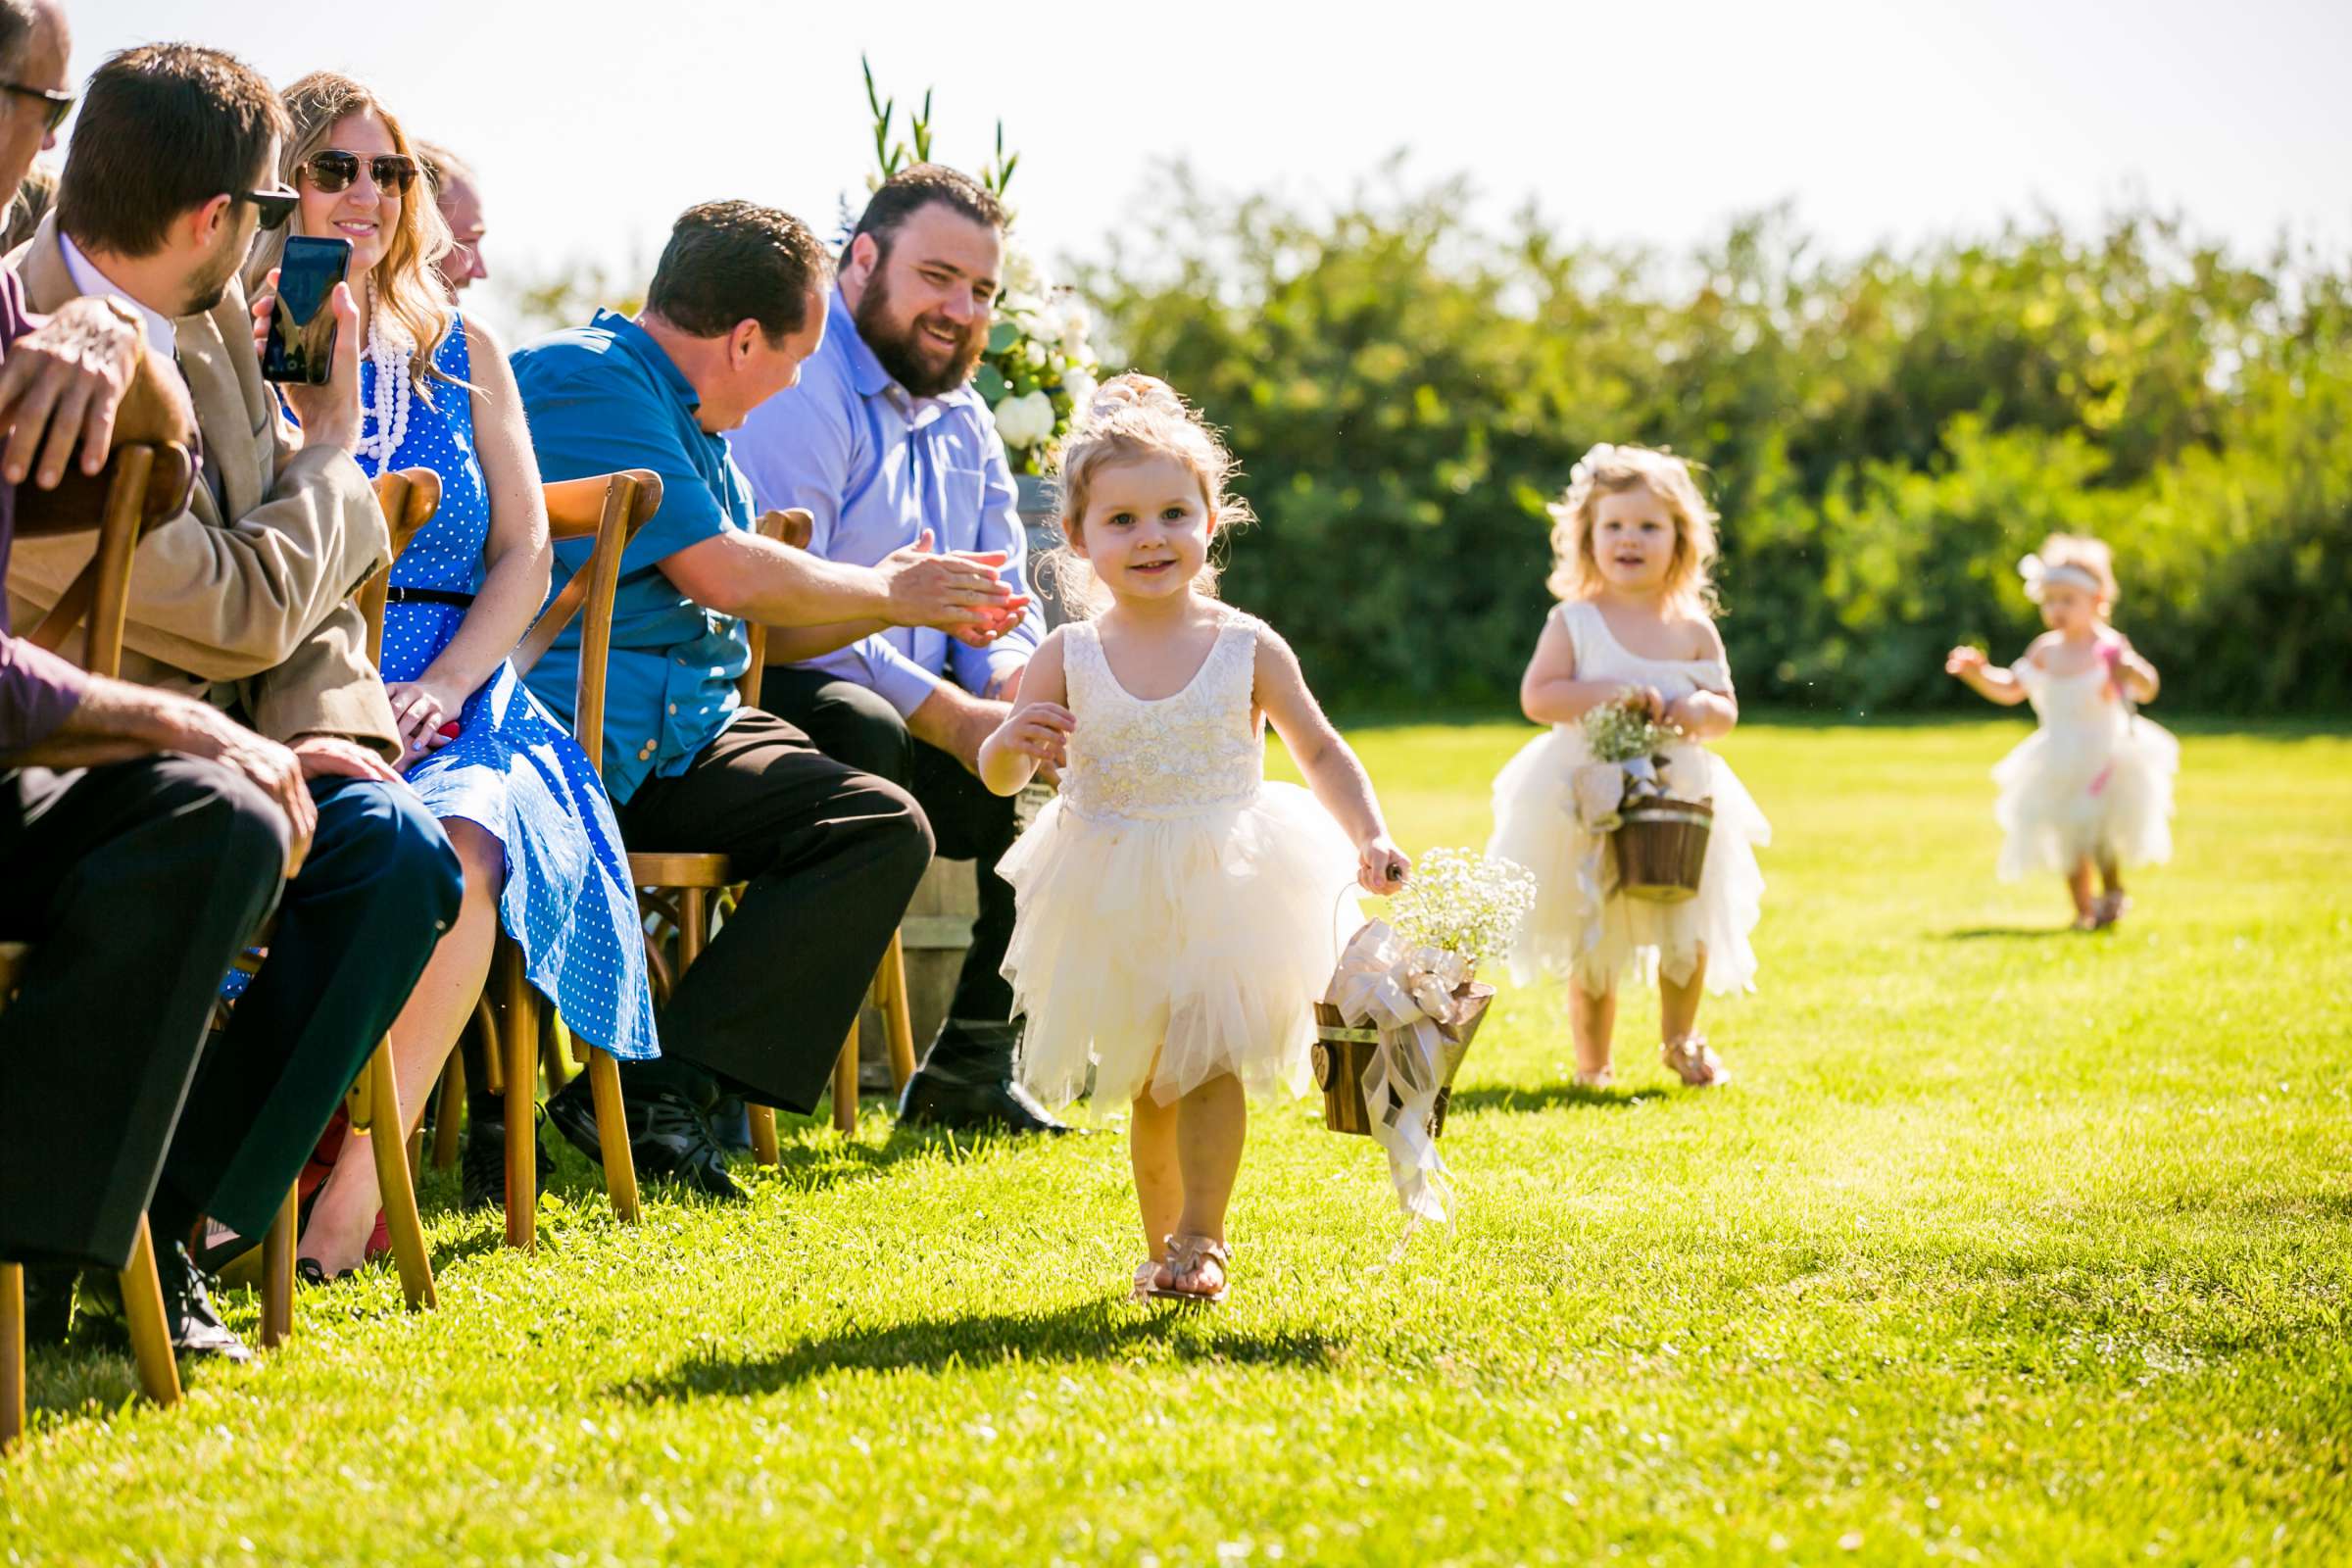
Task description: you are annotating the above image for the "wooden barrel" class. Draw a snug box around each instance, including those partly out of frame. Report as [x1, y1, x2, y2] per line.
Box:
[1614, 796, 1712, 903]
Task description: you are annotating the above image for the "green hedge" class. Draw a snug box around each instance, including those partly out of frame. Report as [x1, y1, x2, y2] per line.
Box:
[1079, 172, 2352, 715]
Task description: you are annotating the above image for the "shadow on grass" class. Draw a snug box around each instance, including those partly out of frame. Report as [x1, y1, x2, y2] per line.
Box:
[1938, 925, 2080, 941]
[1446, 1081, 1652, 1116]
[607, 1300, 1345, 1401]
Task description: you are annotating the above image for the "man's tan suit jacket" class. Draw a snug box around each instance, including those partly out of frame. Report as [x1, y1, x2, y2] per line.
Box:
[4, 212, 400, 757]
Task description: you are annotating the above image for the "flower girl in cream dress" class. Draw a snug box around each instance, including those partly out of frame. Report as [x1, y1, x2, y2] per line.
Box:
[1488, 445, 1770, 1090]
[980, 376, 1410, 1307]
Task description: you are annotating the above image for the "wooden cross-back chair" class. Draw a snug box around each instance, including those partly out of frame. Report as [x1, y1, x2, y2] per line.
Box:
[469, 468, 665, 1248]
[3, 441, 195, 1455]
[242, 468, 446, 1348]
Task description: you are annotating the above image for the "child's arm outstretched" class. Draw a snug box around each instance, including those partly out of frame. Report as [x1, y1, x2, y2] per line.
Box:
[1520, 613, 1652, 725]
[1945, 642, 2030, 706]
[1254, 629, 1411, 894]
[978, 628, 1073, 797]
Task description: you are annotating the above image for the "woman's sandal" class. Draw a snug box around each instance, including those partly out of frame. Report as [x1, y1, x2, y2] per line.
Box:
[1146, 1233, 1232, 1306]
[294, 1258, 355, 1288]
[1661, 1033, 1730, 1088]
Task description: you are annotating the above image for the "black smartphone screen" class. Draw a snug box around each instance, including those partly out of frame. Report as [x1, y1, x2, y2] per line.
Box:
[261, 235, 351, 384]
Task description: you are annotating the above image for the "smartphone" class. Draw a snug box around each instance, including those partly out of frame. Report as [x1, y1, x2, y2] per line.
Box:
[261, 235, 351, 384]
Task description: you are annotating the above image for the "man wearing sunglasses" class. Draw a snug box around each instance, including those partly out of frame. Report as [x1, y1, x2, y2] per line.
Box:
[5, 39, 463, 1365]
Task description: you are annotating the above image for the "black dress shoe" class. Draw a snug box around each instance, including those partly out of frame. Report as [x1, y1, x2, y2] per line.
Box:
[78, 1240, 251, 1364]
[549, 1075, 744, 1202]
[461, 1103, 556, 1210]
[897, 1069, 1072, 1134]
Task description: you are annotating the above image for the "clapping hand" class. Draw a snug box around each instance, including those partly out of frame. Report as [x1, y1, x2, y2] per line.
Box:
[878, 529, 1021, 637]
[1945, 645, 1989, 678]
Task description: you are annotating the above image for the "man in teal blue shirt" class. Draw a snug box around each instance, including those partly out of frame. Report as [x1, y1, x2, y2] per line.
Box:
[512, 201, 1020, 1197]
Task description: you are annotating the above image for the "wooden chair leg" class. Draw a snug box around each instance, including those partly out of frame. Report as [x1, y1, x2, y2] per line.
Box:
[2, 1262, 24, 1454]
[432, 1049, 466, 1170]
[118, 1217, 183, 1408]
[366, 1044, 437, 1310]
[677, 887, 708, 969]
[502, 948, 538, 1251]
[260, 1186, 296, 1348]
[475, 993, 505, 1096]
[830, 1019, 860, 1136]
[585, 1049, 641, 1223]
[540, 1005, 567, 1098]
[749, 1103, 780, 1164]
[876, 932, 918, 1092]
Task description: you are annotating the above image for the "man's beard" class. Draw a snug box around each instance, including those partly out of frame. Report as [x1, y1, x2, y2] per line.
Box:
[182, 223, 250, 317]
[855, 268, 984, 398]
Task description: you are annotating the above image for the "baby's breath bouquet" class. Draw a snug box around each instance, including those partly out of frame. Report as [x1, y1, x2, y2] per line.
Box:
[1382, 848, 1539, 971]
[1572, 689, 1715, 903]
[1580, 692, 1677, 764]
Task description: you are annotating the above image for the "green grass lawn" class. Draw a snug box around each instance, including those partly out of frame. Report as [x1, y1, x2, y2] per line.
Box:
[6, 719, 2349, 1565]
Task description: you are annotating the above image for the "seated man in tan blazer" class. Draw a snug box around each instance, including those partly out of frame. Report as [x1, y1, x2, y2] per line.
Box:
[4, 42, 462, 1362]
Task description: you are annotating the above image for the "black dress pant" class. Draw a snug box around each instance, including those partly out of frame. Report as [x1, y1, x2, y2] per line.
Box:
[613, 711, 932, 1115]
[760, 666, 1021, 1077]
[0, 758, 284, 1269]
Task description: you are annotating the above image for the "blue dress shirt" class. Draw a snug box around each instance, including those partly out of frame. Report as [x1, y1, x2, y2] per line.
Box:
[510, 310, 756, 805]
[727, 289, 1043, 717]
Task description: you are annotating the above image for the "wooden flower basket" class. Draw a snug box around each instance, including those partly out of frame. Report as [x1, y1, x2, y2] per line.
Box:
[1614, 795, 1712, 903]
[1310, 984, 1495, 1139]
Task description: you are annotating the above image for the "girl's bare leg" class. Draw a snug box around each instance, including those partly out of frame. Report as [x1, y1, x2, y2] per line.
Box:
[1129, 1084, 1183, 1267]
[1660, 947, 1708, 1045]
[301, 819, 503, 1278]
[1569, 979, 1617, 1082]
[2067, 858, 2098, 926]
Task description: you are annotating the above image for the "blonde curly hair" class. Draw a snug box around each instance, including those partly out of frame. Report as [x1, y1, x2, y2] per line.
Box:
[1040, 373, 1254, 615]
[1545, 443, 1720, 619]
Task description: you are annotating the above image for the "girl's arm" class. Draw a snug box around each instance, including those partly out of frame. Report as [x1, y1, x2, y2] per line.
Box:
[1520, 612, 1637, 724]
[977, 627, 1071, 797]
[1945, 642, 2030, 706]
[1255, 627, 1410, 892]
[1664, 618, 1740, 740]
[2108, 633, 2160, 704]
[387, 317, 554, 756]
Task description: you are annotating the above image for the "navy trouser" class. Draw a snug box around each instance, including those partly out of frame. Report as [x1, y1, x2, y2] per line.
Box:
[160, 773, 462, 1236]
[0, 758, 286, 1269]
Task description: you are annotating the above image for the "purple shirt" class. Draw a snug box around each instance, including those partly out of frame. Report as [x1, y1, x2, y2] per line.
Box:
[0, 268, 89, 753]
[727, 290, 1042, 717]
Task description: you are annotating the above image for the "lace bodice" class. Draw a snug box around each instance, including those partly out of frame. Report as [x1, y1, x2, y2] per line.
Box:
[1059, 613, 1264, 820]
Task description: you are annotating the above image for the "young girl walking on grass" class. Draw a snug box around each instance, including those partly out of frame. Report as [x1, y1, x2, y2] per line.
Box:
[979, 375, 1409, 1307]
[1945, 534, 2177, 929]
[1488, 444, 1771, 1090]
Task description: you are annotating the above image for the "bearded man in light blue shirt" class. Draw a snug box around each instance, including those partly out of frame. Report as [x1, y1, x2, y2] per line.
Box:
[730, 165, 1061, 1135]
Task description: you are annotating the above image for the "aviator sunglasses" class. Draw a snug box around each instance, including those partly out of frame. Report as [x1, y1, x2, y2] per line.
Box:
[301, 149, 420, 195]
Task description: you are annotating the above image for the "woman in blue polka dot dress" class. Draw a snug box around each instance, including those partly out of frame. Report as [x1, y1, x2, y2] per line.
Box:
[250, 75, 657, 1278]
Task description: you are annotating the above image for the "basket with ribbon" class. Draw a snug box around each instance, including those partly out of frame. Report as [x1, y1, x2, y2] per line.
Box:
[1573, 693, 1713, 903]
[1314, 849, 1536, 1228]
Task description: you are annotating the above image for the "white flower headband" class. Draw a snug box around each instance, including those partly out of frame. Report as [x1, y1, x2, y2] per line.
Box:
[2019, 553, 2102, 603]
[1568, 442, 1619, 490]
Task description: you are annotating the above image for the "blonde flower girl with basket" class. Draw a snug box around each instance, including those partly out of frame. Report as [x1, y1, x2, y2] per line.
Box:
[1945, 534, 2177, 929]
[979, 375, 1410, 1307]
[1488, 444, 1770, 1090]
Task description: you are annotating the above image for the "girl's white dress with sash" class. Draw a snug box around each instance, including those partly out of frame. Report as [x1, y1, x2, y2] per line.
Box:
[1488, 600, 1771, 996]
[998, 613, 1362, 1108]
[1991, 656, 2178, 879]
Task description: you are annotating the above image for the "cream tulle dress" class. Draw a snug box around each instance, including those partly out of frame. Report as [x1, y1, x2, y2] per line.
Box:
[1488, 600, 1772, 995]
[1992, 653, 2179, 879]
[999, 612, 1362, 1108]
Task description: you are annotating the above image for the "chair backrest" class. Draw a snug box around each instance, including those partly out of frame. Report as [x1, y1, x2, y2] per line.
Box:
[18, 441, 195, 678]
[737, 508, 813, 710]
[510, 470, 662, 780]
[357, 469, 444, 663]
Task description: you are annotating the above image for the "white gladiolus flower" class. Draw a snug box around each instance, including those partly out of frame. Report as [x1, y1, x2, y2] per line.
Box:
[1060, 368, 1098, 411]
[993, 390, 1055, 449]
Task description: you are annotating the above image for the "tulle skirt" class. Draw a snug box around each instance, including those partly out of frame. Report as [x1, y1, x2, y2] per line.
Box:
[1488, 730, 1771, 996]
[1992, 714, 2179, 879]
[999, 784, 1362, 1107]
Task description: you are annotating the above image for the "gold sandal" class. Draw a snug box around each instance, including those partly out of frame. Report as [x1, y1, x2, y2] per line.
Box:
[1147, 1233, 1231, 1306]
[1661, 1033, 1730, 1088]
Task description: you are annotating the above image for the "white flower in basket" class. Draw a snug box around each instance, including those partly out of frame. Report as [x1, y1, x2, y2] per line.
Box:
[1315, 849, 1537, 1234]
[1576, 690, 1715, 903]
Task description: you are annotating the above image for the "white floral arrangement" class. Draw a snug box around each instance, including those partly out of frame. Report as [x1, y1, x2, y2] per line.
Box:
[1580, 691, 1677, 763]
[857, 60, 1101, 478]
[1381, 848, 1538, 972]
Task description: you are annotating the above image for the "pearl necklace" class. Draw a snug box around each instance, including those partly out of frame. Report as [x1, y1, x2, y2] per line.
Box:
[354, 282, 413, 468]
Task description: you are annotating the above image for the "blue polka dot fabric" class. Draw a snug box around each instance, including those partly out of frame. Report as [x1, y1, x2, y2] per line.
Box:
[356, 314, 659, 1061]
